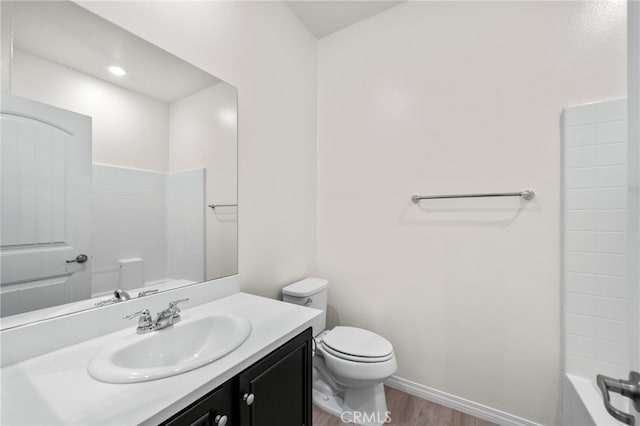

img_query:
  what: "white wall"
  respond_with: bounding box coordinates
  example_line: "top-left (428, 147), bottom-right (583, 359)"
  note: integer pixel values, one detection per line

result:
top-left (316, 2), bottom-right (625, 424)
top-left (11, 49), bottom-right (170, 172)
top-left (79, 1), bottom-right (317, 298)
top-left (169, 82), bottom-right (238, 279)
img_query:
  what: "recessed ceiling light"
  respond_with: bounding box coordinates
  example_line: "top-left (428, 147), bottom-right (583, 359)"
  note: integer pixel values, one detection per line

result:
top-left (108, 66), bottom-right (126, 76)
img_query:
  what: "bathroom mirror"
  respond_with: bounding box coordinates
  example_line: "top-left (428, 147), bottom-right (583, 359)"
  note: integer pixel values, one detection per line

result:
top-left (0, 1), bottom-right (238, 328)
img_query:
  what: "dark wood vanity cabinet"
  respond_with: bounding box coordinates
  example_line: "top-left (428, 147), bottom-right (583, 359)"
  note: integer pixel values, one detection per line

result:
top-left (162, 380), bottom-right (234, 426)
top-left (161, 328), bottom-right (312, 426)
top-left (237, 329), bottom-right (312, 426)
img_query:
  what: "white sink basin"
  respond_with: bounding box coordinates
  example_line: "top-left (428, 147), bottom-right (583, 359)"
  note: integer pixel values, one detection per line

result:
top-left (88, 312), bottom-right (251, 383)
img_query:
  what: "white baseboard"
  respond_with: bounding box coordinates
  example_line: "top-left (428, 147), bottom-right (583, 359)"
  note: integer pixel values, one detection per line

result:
top-left (384, 375), bottom-right (542, 426)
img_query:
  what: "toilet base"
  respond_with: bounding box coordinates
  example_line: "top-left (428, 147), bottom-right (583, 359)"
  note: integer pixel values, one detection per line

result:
top-left (313, 377), bottom-right (390, 426)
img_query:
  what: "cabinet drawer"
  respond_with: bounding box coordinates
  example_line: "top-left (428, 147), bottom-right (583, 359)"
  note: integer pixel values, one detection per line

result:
top-left (161, 380), bottom-right (234, 426)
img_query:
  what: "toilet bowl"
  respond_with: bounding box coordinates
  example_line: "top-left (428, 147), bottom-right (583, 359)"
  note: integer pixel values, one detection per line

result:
top-left (282, 278), bottom-right (397, 426)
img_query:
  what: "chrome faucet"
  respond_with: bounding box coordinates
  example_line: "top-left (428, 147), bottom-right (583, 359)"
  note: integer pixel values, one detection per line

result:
top-left (124, 298), bottom-right (190, 334)
top-left (94, 289), bottom-right (131, 307)
top-left (114, 289), bottom-right (131, 301)
top-left (154, 298), bottom-right (189, 330)
top-left (124, 309), bottom-right (154, 334)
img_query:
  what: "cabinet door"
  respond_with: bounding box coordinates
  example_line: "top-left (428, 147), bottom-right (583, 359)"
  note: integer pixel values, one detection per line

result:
top-left (238, 329), bottom-right (312, 426)
top-left (161, 380), bottom-right (233, 426)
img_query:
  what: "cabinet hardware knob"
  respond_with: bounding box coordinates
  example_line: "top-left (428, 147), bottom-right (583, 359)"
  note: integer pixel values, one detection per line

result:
top-left (243, 393), bottom-right (255, 405)
top-left (214, 414), bottom-right (228, 426)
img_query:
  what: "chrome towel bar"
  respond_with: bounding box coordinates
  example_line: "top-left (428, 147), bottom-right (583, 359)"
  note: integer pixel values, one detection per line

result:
top-left (411, 190), bottom-right (534, 203)
top-left (208, 204), bottom-right (237, 209)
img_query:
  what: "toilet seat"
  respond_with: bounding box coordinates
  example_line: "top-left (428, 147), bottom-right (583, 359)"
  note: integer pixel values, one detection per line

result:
top-left (321, 342), bottom-right (394, 363)
top-left (321, 326), bottom-right (394, 363)
top-left (319, 344), bottom-right (398, 385)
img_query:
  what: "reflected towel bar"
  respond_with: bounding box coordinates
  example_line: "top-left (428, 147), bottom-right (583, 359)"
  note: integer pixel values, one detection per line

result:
top-left (208, 204), bottom-right (237, 209)
top-left (411, 190), bottom-right (535, 203)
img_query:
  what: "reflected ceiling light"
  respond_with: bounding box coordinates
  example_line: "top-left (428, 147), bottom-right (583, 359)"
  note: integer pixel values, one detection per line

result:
top-left (108, 65), bottom-right (126, 76)
top-left (219, 110), bottom-right (237, 126)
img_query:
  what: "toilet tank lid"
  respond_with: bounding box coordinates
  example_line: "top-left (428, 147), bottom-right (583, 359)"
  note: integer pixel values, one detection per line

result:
top-left (282, 278), bottom-right (328, 297)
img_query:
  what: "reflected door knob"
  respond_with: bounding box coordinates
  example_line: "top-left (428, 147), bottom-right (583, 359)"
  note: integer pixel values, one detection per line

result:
top-left (66, 254), bottom-right (88, 264)
top-left (243, 393), bottom-right (254, 405)
top-left (214, 415), bottom-right (228, 426)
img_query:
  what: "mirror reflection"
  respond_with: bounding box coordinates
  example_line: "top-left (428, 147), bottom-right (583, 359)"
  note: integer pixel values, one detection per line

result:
top-left (0, 1), bottom-right (238, 327)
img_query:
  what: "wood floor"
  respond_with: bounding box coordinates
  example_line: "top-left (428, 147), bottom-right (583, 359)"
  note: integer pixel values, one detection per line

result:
top-left (312, 386), bottom-right (497, 426)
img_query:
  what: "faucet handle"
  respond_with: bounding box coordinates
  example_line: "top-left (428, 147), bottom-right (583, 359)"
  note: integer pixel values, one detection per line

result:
top-left (124, 309), bottom-right (151, 321)
top-left (138, 289), bottom-right (159, 297)
top-left (169, 298), bottom-right (190, 310)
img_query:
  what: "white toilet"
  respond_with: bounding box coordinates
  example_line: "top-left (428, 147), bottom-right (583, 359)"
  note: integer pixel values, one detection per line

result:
top-left (282, 278), bottom-right (397, 426)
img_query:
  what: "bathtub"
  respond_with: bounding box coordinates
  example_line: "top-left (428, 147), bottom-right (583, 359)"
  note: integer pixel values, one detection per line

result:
top-left (564, 374), bottom-right (628, 426)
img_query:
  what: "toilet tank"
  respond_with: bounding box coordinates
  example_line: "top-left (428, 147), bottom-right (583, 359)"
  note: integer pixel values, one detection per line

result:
top-left (282, 278), bottom-right (328, 336)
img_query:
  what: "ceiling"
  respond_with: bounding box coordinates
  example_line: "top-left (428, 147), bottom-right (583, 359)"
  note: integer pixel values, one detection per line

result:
top-left (10, 1), bottom-right (221, 104)
top-left (285, 1), bottom-right (405, 39)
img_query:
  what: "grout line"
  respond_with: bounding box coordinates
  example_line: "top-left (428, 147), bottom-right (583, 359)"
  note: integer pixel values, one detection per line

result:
top-left (566, 272), bottom-right (627, 278)
top-left (566, 292), bottom-right (628, 302)
top-left (566, 250), bottom-right (626, 255)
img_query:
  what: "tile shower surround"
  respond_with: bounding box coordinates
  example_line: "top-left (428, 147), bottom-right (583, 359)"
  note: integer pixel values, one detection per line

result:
top-left (563, 99), bottom-right (629, 382)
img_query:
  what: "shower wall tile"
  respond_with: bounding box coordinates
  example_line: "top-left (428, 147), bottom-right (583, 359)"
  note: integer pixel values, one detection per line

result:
top-left (567, 335), bottom-right (596, 358)
top-left (563, 99), bottom-right (629, 379)
top-left (594, 232), bottom-right (626, 254)
top-left (595, 318), bottom-right (628, 343)
top-left (566, 125), bottom-right (595, 147)
top-left (596, 121), bottom-right (627, 144)
top-left (593, 254), bottom-right (626, 276)
top-left (566, 273), bottom-right (595, 294)
top-left (565, 103), bottom-right (596, 126)
top-left (595, 143), bottom-right (626, 165)
top-left (595, 297), bottom-right (627, 321)
top-left (567, 146), bottom-right (595, 168)
top-left (595, 341), bottom-right (629, 366)
top-left (593, 275), bottom-right (627, 298)
top-left (594, 210), bottom-right (627, 231)
top-left (595, 98), bottom-right (626, 122)
top-left (566, 293), bottom-right (596, 316)
top-left (594, 165), bottom-right (627, 187)
top-left (566, 252), bottom-right (595, 273)
top-left (594, 188), bottom-right (627, 209)
top-left (566, 314), bottom-right (596, 337)
top-left (566, 168), bottom-right (595, 189)
top-left (166, 169), bottom-right (205, 283)
top-left (567, 211), bottom-right (595, 231)
top-left (567, 189), bottom-right (595, 210)
top-left (92, 165), bottom-right (167, 296)
top-left (567, 355), bottom-right (596, 381)
top-left (91, 165), bottom-right (205, 296)
top-left (565, 231), bottom-right (595, 252)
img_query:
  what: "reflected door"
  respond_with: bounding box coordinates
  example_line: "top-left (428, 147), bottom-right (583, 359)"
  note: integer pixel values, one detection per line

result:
top-left (0, 93), bottom-right (91, 316)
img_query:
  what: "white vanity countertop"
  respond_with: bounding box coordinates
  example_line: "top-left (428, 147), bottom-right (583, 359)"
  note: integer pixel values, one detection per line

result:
top-left (1, 292), bottom-right (321, 426)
